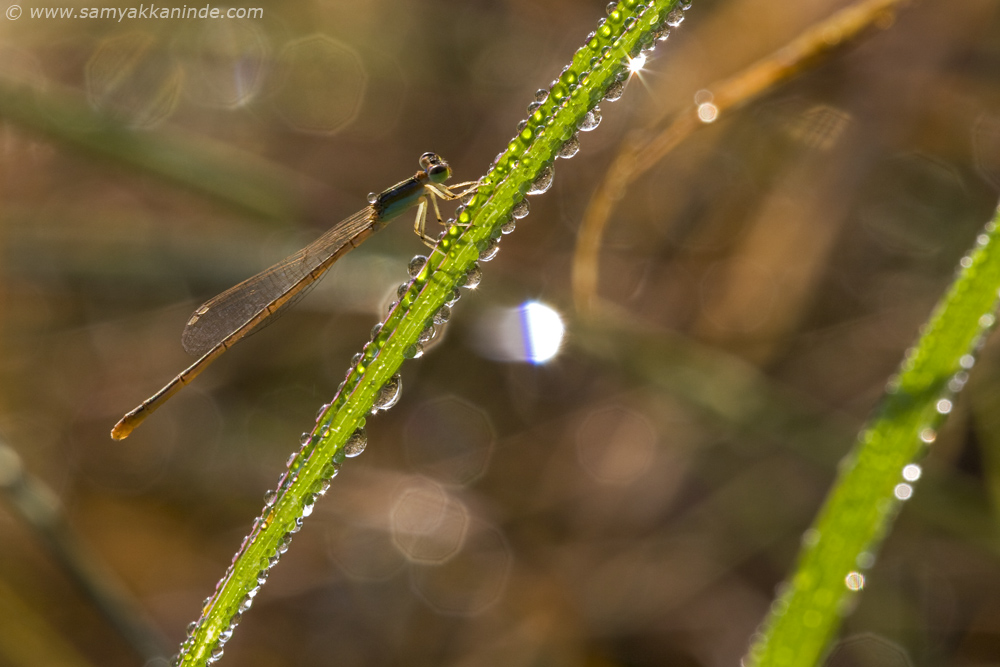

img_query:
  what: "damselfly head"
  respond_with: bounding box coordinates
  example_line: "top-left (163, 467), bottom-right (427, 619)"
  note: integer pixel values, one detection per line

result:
top-left (419, 152), bottom-right (451, 183)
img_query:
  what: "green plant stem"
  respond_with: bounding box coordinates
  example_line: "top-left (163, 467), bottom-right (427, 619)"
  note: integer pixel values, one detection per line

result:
top-left (174, 1), bottom-right (691, 664)
top-left (747, 207), bottom-right (1000, 666)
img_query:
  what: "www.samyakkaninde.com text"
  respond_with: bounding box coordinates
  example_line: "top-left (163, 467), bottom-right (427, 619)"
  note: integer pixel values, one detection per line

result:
top-left (27, 5), bottom-right (262, 19)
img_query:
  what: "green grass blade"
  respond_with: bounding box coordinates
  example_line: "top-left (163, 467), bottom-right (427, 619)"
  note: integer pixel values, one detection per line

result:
top-left (0, 78), bottom-right (307, 222)
top-left (173, 1), bottom-right (692, 664)
top-left (747, 207), bottom-right (1000, 666)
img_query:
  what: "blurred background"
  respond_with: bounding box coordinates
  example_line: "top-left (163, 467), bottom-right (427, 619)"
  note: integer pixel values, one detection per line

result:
top-left (1, 0), bottom-right (1000, 665)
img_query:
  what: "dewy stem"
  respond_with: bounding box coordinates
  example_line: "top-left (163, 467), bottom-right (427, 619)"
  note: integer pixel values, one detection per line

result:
top-left (175, 1), bottom-right (693, 665)
top-left (747, 208), bottom-right (1000, 666)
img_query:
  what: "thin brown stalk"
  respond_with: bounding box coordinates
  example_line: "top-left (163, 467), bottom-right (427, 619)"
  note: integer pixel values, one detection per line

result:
top-left (571, 0), bottom-right (910, 314)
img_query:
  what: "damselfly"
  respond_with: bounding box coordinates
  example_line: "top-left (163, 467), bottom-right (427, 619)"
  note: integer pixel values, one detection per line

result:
top-left (112, 152), bottom-right (475, 440)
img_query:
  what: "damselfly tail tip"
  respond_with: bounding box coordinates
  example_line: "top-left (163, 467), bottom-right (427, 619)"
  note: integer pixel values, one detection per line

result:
top-left (110, 413), bottom-right (139, 440)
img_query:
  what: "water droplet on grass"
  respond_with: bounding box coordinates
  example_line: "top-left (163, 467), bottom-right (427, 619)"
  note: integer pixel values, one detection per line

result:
top-left (372, 374), bottom-right (402, 413)
top-left (418, 325), bottom-right (436, 345)
top-left (578, 106), bottom-right (602, 131)
top-left (408, 255), bottom-right (427, 278)
top-left (463, 264), bottom-right (482, 289)
top-left (512, 199), bottom-right (530, 219)
top-left (434, 304), bottom-right (452, 325)
top-left (479, 237), bottom-right (500, 261)
top-left (528, 165), bottom-right (554, 195)
top-left (344, 427), bottom-right (367, 457)
top-left (604, 80), bottom-right (625, 102)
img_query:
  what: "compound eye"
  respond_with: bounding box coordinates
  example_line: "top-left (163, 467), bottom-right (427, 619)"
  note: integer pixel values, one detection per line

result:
top-left (428, 162), bottom-right (451, 183)
top-left (419, 152), bottom-right (438, 170)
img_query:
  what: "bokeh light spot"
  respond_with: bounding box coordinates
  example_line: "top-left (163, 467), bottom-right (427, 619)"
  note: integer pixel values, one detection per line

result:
top-left (576, 406), bottom-right (656, 485)
top-left (85, 32), bottom-right (183, 126)
top-left (520, 301), bottom-right (565, 364)
top-left (410, 520), bottom-right (511, 616)
top-left (273, 35), bottom-right (366, 135)
top-left (390, 478), bottom-right (469, 564)
top-left (405, 396), bottom-right (495, 486)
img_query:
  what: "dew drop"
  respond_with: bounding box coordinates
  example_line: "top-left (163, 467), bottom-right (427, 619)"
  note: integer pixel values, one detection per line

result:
top-left (894, 483), bottom-right (913, 500)
top-left (286, 452), bottom-right (297, 468)
top-left (654, 25), bottom-right (671, 41)
top-left (238, 594), bottom-right (253, 612)
top-left (256, 570), bottom-right (269, 585)
top-left (315, 403), bottom-right (330, 422)
top-left (557, 134), bottom-right (581, 159)
top-left (526, 101), bottom-right (542, 114)
top-left (404, 343), bottom-right (425, 359)
top-left (387, 300), bottom-right (399, 314)
top-left (302, 493), bottom-right (316, 517)
top-left (919, 428), bottom-right (937, 443)
top-left (351, 352), bottom-right (362, 367)
top-left (419, 326), bottom-right (439, 349)
top-left (936, 398), bottom-right (953, 414)
top-left (408, 255), bottom-right (428, 278)
top-left (902, 463), bottom-right (922, 482)
top-left (666, 7), bottom-right (685, 26)
top-left (463, 264), bottom-right (483, 289)
top-left (604, 79), bottom-right (625, 102)
top-left (312, 479), bottom-right (332, 498)
top-left (299, 432), bottom-right (310, 446)
top-left (534, 89), bottom-right (549, 103)
top-left (433, 304), bottom-right (452, 325)
top-left (512, 199), bottom-right (530, 219)
top-left (445, 288), bottom-right (461, 306)
top-left (372, 374), bottom-right (402, 413)
top-left (322, 462), bottom-right (341, 481)
top-left (605, 1), bottom-right (616, 13)
top-left (516, 119), bottom-right (527, 132)
top-left (501, 217), bottom-right (517, 234)
top-left (277, 532), bottom-right (292, 554)
top-left (578, 106), bottom-right (602, 131)
top-left (367, 192), bottom-right (378, 204)
top-left (208, 646), bottom-right (224, 663)
top-left (263, 490), bottom-right (277, 507)
top-left (959, 354), bottom-right (976, 369)
top-left (479, 237), bottom-right (501, 261)
top-left (344, 427), bottom-right (367, 458)
top-left (528, 165), bottom-right (555, 195)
